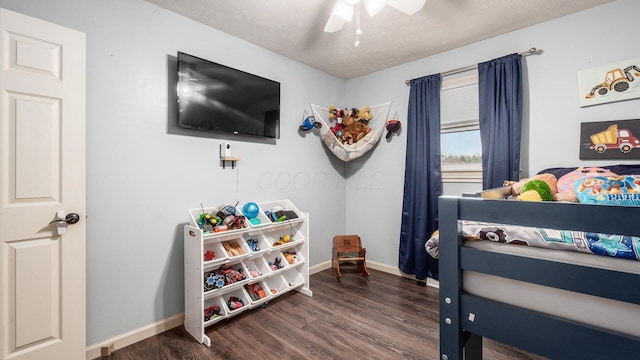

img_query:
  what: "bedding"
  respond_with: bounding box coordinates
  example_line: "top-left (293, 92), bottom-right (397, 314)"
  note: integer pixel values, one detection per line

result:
top-left (573, 174), bottom-right (640, 205)
top-left (426, 164), bottom-right (640, 261)
top-left (461, 220), bottom-right (640, 261)
top-left (426, 220), bottom-right (640, 262)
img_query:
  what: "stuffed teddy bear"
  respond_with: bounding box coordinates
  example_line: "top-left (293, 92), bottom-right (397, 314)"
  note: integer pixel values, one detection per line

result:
top-left (341, 115), bottom-right (372, 144)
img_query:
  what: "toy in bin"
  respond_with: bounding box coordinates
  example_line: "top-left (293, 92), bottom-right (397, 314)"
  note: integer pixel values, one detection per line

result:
top-left (242, 202), bottom-right (262, 225)
top-left (246, 238), bottom-right (260, 252)
top-left (245, 283), bottom-right (267, 301)
top-left (204, 305), bottom-right (221, 321)
top-left (197, 203), bottom-right (246, 233)
top-left (203, 264), bottom-right (246, 291)
top-left (264, 206), bottom-right (298, 223)
top-left (284, 251), bottom-right (298, 265)
top-left (204, 250), bottom-right (215, 261)
top-left (222, 241), bottom-right (245, 257)
top-left (245, 260), bottom-right (262, 278)
top-left (227, 296), bottom-right (244, 310)
top-left (273, 233), bottom-right (292, 247)
top-left (268, 257), bottom-right (284, 271)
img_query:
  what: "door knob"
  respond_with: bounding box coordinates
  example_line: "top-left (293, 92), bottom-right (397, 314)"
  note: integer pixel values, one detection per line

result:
top-left (65, 213), bottom-right (80, 224)
top-left (50, 211), bottom-right (80, 235)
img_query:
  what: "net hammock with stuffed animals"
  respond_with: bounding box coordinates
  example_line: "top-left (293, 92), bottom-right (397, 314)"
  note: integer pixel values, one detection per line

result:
top-left (311, 102), bottom-right (391, 161)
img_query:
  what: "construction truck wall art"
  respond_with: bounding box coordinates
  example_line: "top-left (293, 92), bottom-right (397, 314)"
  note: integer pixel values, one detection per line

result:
top-left (577, 57), bottom-right (640, 107)
top-left (580, 119), bottom-right (640, 160)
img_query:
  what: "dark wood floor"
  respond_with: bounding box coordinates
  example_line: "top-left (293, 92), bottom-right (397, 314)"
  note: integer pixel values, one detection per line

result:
top-left (104, 266), bottom-right (547, 359)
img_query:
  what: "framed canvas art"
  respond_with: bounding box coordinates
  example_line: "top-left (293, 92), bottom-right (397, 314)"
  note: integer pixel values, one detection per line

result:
top-left (577, 57), bottom-right (640, 107)
top-left (580, 119), bottom-right (640, 160)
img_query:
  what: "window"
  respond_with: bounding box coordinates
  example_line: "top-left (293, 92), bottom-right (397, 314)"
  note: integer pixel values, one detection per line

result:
top-left (440, 71), bottom-right (482, 183)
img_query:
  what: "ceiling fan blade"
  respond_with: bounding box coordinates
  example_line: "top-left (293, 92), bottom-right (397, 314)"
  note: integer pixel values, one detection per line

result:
top-left (324, 0), bottom-right (354, 32)
top-left (324, 12), bottom-right (347, 32)
top-left (363, 0), bottom-right (385, 16)
top-left (385, 0), bottom-right (427, 15)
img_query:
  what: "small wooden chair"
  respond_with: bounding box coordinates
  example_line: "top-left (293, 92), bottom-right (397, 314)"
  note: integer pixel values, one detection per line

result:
top-left (332, 235), bottom-right (370, 280)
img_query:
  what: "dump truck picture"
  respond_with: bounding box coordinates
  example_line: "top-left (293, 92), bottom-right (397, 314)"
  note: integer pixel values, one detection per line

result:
top-left (589, 124), bottom-right (640, 154)
top-left (585, 65), bottom-right (640, 98)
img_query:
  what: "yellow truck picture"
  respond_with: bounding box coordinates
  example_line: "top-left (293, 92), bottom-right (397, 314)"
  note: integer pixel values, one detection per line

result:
top-left (589, 124), bottom-right (640, 154)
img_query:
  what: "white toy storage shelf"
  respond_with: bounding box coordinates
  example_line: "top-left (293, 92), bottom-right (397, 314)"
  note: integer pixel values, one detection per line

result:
top-left (183, 200), bottom-right (311, 347)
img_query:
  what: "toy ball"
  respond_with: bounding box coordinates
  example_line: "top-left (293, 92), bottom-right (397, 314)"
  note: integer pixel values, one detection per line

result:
top-left (242, 202), bottom-right (260, 219)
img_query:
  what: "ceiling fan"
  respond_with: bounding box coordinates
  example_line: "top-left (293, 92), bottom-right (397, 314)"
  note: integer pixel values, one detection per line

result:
top-left (324, 0), bottom-right (427, 33)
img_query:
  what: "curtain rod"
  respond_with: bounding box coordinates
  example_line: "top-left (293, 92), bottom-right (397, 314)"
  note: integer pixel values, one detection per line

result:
top-left (404, 47), bottom-right (538, 85)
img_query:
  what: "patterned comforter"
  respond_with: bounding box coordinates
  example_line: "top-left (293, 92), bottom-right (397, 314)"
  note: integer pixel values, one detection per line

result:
top-left (426, 220), bottom-right (640, 262)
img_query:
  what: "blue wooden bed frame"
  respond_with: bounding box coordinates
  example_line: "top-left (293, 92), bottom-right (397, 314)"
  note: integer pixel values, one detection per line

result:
top-left (438, 194), bottom-right (640, 360)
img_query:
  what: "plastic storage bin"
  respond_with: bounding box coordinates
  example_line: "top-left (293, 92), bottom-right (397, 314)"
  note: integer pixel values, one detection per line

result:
top-left (203, 296), bottom-right (228, 325)
top-left (244, 281), bottom-right (271, 305)
top-left (203, 261), bottom-right (250, 295)
top-left (202, 241), bottom-right (227, 267)
top-left (220, 238), bottom-right (250, 260)
top-left (265, 252), bottom-right (289, 274)
top-left (189, 205), bottom-right (250, 234)
top-left (282, 250), bottom-right (304, 268)
top-left (265, 275), bottom-right (288, 298)
top-left (258, 199), bottom-right (305, 224)
top-left (283, 270), bottom-right (305, 290)
top-left (243, 257), bottom-right (271, 282)
top-left (242, 233), bottom-right (269, 256)
top-left (223, 288), bottom-right (251, 315)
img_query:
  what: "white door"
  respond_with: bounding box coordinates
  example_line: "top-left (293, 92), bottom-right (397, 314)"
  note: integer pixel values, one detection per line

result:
top-left (0, 8), bottom-right (86, 360)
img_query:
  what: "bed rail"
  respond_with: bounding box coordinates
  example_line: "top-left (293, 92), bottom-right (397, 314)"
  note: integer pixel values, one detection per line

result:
top-left (438, 196), bottom-right (640, 360)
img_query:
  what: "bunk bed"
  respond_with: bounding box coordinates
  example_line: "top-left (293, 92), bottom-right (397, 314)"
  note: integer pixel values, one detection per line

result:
top-left (438, 192), bottom-right (640, 360)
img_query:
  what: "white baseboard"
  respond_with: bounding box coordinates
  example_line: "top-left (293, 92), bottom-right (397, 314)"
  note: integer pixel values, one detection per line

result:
top-left (85, 313), bottom-right (184, 360)
top-left (309, 260), bottom-right (331, 274)
top-left (311, 259), bottom-right (438, 288)
top-left (86, 261), bottom-right (437, 358)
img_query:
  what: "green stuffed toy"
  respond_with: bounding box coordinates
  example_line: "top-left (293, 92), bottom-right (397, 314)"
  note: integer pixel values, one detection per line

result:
top-left (521, 179), bottom-right (553, 201)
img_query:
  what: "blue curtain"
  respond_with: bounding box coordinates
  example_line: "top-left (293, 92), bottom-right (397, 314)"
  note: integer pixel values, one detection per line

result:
top-left (399, 74), bottom-right (441, 281)
top-left (478, 53), bottom-right (523, 189)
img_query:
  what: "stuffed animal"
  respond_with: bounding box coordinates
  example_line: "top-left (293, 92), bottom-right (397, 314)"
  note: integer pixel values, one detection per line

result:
top-left (327, 105), bottom-right (374, 145)
top-left (357, 105), bottom-right (373, 122)
top-left (328, 106), bottom-right (346, 124)
top-left (521, 179), bottom-right (553, 201)
top-left (509, 173), bottom-right (558, 196)
top-left (517, 190), bottom-right (543, 202)
top-left (341, 115), bottom-right (372, 144)
top-left (554, 167), bottom-right (618, 202)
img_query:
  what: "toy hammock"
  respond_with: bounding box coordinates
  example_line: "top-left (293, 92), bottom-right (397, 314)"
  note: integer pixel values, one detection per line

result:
top-left (311, 102), bottom-right (391, 161)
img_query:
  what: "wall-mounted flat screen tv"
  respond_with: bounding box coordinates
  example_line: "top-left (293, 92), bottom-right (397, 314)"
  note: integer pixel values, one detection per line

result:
top-left (177, 52), bottom-right (280, 139)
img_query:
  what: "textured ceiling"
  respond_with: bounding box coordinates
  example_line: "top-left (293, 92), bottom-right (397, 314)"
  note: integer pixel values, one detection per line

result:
top-left (145, 0), bottom-right (612, 79)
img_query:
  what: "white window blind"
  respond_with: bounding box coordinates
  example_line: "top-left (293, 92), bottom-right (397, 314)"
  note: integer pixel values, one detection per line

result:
top-left (441, 73), bottom-right (479, 132)
top-left (440, 71), bottom-right (482, 183)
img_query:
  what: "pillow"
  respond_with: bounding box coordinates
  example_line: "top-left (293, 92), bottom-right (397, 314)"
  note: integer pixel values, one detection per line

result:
top-left (574, 175), bottom-right (640, 206)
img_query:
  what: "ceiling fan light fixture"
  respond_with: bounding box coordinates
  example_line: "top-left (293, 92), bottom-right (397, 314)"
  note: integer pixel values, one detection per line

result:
top-left (363, 0), bottom-right (386, 16)
top-left (332, 0), bottom-right (355, 21)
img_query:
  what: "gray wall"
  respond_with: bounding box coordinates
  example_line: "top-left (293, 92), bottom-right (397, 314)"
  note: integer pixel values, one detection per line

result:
top-left (0, 0), bottom-right (347, 346)
top-left (3, 0), bottom-right (640, 348)
top-left (343, 0), bottom-right (640, 267)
